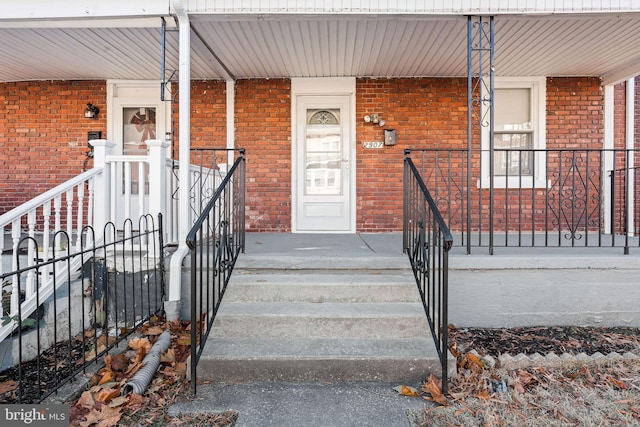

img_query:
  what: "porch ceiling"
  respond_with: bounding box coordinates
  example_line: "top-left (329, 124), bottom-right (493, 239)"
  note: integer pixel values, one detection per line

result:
top-left (1, 13), bottom-right (640, 84)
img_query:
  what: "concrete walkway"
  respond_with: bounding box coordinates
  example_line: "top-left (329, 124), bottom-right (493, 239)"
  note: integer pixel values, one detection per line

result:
top-left (169, 382), bottom-right (426, 427)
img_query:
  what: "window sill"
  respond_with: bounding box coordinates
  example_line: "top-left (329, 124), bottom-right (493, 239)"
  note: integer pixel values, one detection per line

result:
top-left (477, 177), bottom-right (550, 189)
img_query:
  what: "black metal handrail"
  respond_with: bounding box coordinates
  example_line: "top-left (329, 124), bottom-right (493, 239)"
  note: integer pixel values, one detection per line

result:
top-left (408, 147), bottom-right (639, 254)
top-left (403, 151), bottom-right (453, 395)
top-left (187, 149), bottom-right (245, 395)
top-left (0, 215), bottom-right (165, 403)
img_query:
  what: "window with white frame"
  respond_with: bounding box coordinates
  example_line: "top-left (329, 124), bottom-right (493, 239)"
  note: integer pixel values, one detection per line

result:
top-left (481, 77), bottom-right (546, 188)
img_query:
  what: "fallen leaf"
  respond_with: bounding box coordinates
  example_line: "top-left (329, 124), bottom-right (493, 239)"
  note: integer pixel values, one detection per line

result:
top-left (110, 353), bottom-right (129, 372)
top-left (174, 362), bottom-right (187, 377)
top-left (126, 393), bottom-right (148, 412)
top-left (565, 339), bottom-right (582, 349)
top-left (129, 337), bottom-right (152, 353)
top-left (0, 380), bottom-right (18, 394)
top-left (108, 396), bottom-right (129, 408)
top-left (608, 376), bottom-right (628, 390)
top-left (144, 325), bottom-right (165, 336)
top-left (97, 387), bottom-right (120, 403)
top-left (76, 390), bottom-right (95, 409)
top-left (160, 348), bottom-right (176, 364)
top-left (423, 374), bottom-right (448, 406)
top-left (124, 361), bottom-right (144, 378)
top-left (459, 353), bottom-right (484, 375)
top-left (133, 346), bottom-right (147, 364)
top-left (104, 354), bottom-right (112, 370)
top-left (98, 370), bottom-right (116, 385)
top-left (176, 333), bottom-right (191, 346)
top-left (449, 341), bottom-right (462, 358)
top-left (512, 377), bottom-right (525, 394)
top-left (97, 335), bottom-right (117, 348)
top-left (477, 389), bottom-right (489, 399)
top-left (392, 384), bottom-right (419, 396)
top-left (79, 405), bottom-right (122, 427)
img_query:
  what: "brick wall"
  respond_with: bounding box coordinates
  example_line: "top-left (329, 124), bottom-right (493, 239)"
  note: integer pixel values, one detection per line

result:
top-left (182, 80), bottom-right (227, 150)
top-left (0, 80), bottom-right (106, 215)
top-left (235, 79), bottom-right (292, 232)
top-left (0, 76), bottom-right (623, 233)
top-left (546, 77), bottom-right (603, 149)
top-left (174, 80), bottom-right (228, 182)
top-left (356, 78), bottom-right (467, 231)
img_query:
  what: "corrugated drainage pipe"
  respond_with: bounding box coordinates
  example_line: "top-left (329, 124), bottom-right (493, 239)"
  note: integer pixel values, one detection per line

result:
top-left (121, 331), bottom-right (171, 395)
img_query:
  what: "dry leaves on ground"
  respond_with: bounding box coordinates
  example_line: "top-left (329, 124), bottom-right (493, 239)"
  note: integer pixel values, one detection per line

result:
top-left (68, 316), bottom-right (236, 427)
top-left (416, 325), bottom-right (640, 427)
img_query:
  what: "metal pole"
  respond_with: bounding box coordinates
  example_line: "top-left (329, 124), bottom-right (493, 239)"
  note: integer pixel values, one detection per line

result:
top-left (488, 16), bottom-right (495, 255)
top-left (466, 16), bottom-right (472, 255)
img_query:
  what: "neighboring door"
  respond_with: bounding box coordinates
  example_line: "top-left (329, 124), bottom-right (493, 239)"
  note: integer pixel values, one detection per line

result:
top-left (295, 95), bottom-right (353, 232)
top-left (108, 81), bottom-right (170, 225)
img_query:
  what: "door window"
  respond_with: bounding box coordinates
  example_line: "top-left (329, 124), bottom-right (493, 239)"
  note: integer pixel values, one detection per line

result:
top-left (305, 109), bottom-right (342, 195)
top-left (122, 107), bottom-right (156, 194)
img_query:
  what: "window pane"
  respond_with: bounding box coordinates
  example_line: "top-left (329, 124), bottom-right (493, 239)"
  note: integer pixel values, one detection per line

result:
top-left (122, 107), bottom-right (156, 195)
top-left (123, 107), bottom-right (156, 154)
top-left (494, 133), bottom-right (533, 176)
top-left (305, 109), bottom-right (342, 195)
top-left (305, 152), bottom-right (341, 195)
top-left (495, 88), bottom-right (531, 131)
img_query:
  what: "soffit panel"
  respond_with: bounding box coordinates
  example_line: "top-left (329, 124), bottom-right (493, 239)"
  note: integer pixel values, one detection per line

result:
top-left (1, 14), bottom-right (640, 82)
top-left (0, 27), bottom-right (174, 81)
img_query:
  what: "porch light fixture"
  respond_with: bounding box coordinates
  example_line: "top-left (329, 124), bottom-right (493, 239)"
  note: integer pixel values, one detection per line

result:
top-left (363, 114), bottom-right (385, 127)
top-left (84, 103), bottom-right (99, 119)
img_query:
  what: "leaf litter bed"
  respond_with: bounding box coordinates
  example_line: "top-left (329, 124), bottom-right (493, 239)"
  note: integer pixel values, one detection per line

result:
top-left (449, 325), bottom-right (640, 358)
top-left (412, 325), bottom-right (640, 427)
top-left (0, 316), bottom-right (238, 426)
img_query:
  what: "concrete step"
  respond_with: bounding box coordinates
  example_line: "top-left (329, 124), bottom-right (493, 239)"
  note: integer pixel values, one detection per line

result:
top-left (234, 255), bottom-right (409, 270)
top-left (224, 270), bottom-right (419, 303)
top-left (209, 302), bottom-right (429, 339)
top-left (197, 266), bottom-right (450, 384)
top-left (197, 337), bottom-right (443, 383)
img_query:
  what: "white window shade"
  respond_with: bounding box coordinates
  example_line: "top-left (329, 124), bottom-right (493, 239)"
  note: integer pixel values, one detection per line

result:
top-left (495, 88), bottom-right (531, 131)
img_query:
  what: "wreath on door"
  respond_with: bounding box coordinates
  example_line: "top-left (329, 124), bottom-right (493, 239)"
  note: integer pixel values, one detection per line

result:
top-left (130, 109), bottom-right (156, 144)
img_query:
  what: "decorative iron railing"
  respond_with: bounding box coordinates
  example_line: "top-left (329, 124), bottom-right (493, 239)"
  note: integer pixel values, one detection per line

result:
top-left (0, 215), bottom-right (165, 403)
top-left (407, 147), bottom-right (639, 254)
top-left (403, 152), bottom-right (453, 396)
top-left (187, 149), bottom-right (245, 395)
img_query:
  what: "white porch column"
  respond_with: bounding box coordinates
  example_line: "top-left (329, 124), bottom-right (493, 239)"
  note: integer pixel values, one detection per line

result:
top-left (90, 139), bottom-right (116, 234)
top-left (603, 85), bottom-right (615, 234)
top-left (626, 78), bottom-right (636, 236)
top-left (226, 79), bottom-right (235, 166)
top-left (147, 139), bottom-right (169, 241)
top-left (167, 0), bottom-right (191, 320)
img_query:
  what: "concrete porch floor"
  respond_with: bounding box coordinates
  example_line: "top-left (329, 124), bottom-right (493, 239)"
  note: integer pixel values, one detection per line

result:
top-left (237, 232), bottom-right (640, 328)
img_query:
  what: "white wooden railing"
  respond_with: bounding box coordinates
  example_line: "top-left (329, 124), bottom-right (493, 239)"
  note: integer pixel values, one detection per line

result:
top-left (0, 139), bottom-right (225, 343)
top-left (0, 169), bottom-right (100, 342)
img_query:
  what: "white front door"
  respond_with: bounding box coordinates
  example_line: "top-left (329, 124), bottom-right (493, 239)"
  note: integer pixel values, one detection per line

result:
top-left (295, 95), bottom-right (353, 232)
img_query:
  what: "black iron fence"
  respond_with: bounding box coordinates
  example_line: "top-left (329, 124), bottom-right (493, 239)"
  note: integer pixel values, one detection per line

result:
top-left (407, 147), bottom-right (640, 254)
top-left (0, 214), bottom-right (165, 403)
top-left (187, 149), bottom-right (245, 395)
top-left (403, 152), bottom-right (453, 395)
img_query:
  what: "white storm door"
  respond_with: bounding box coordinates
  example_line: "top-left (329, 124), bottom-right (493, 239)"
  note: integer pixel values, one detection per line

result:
top-left (108, 81), bottom-right (170, 227)
top-left (296, 96), bottom-right (352, 232)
